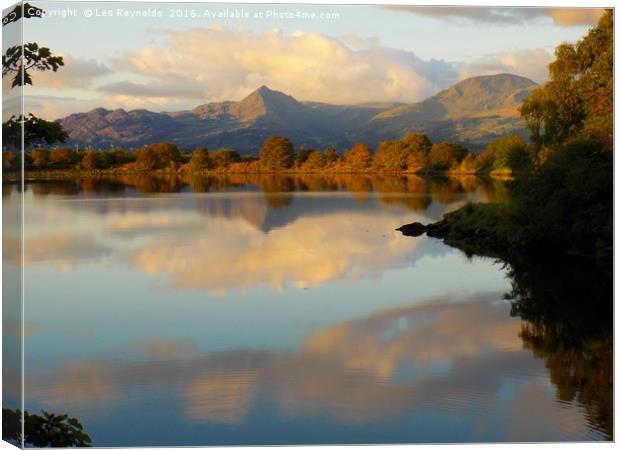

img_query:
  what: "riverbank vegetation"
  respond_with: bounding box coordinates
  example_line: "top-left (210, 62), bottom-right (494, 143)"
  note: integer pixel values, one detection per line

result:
top-left (3, 131), bottom-right (532, 178)
top-left (399, 10), bottom-right (613, 258)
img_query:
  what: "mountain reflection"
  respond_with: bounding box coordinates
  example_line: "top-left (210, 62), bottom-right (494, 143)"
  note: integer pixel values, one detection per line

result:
top-left (26, 293), bottom-right (608, 441)
top-left (13, 175), bottom-right (497, 293)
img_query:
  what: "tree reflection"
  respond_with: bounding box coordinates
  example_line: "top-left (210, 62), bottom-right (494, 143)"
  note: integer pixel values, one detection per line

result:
top-left (506, 255), bottom-right (612, 440)
top-left (20, 173), bottom-right (500, 214)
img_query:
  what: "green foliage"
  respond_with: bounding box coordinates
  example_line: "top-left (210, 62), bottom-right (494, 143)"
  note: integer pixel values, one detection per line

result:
top-left (477, 135), bottom-right (532, 173)
top-left (259, 136), bottom-right (295, 170)
top-left (190, 147), bottom-right (210, 171)
top-left (343, 142), bottom-right (373, 170)
top-left (3, 114), bottom-right (69, 148)
top-left (509, 140), bottom-right (612, 252)
top-left (520, 10), bottom-right (613, 150)
top-left (428, 142), bottom-right (468, 170)
top-left (210, 147), bottom-right (240, 169)
top-left (3, 408), bottom-right (92, 447)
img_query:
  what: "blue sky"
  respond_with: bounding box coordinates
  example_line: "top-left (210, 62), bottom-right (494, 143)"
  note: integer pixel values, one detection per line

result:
top-left (4, 1), bottom-right (605, 118)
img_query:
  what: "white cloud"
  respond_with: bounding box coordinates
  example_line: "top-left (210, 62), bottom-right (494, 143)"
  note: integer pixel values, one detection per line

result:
top-left (459, 49), bottom-right (553, 84)
top-left (110, 27), bottom-right (460, 105)
top-left (35, 54), bottom-right (112, 88)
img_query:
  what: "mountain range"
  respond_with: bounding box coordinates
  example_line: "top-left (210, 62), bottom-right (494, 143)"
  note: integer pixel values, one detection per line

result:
top-left (58, 73), bottom-right (537, 154)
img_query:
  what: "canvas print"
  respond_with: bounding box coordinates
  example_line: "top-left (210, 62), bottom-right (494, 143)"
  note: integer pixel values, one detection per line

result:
top-left (1, 1), bottom-right (614, 447)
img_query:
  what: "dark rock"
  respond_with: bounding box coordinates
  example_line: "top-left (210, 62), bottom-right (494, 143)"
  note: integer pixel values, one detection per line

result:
top-left (426, 220), bottom-right (449, 238)
top-left (396, 222), bottom-right (427, 237)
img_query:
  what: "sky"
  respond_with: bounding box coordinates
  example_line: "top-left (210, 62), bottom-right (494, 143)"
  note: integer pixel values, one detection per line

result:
top-left (2, 1), bottom-right (606, 119)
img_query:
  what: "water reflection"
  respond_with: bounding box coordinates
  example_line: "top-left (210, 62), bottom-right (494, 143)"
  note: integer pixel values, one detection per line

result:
top-left (25, 293), bottom-right (608, 444)
top-left (9, 174), bottom-right (611, 444)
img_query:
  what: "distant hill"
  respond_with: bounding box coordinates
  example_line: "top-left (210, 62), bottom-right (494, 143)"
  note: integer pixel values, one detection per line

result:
top-left (354, 73), bottom-right (536, 150)
top-left (58, 73), bottom-right (536, 154)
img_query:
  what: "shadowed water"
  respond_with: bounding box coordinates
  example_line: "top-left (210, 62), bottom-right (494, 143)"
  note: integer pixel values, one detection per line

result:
top-left (2, 174), bottom-right (610, 445)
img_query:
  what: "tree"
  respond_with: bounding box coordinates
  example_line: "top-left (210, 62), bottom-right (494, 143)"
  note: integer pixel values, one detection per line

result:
top-left (428, 142), bottom-right (469, 170)
top-left (323, 147), bottom-right (338, 164)
top-left (2, 5), bottom-right (68, 148)
top-left (79, 150), bottom-right (101, 170)
top-left (477, 135), bottom-right (531, 173)
top-left (520, 10), bottom-right (612, 150)
top-left (2, 151), bottom-right (18, 171)
top-left (2, 42), bottom-right (64, 88)
top-left (259, 136), bottom-right (295, 170)
top-left (3, 114), bottom-right (68, 148)
top-left (136, 143), bottom-right (180, 170)
top-left (343, 142), bottom-right (373, 170)
top-left (302, 151), bottom-right (327, 170)
top-left (296, 148), bottom-right (314, 167)
top-left (373, 140), bottom-right (411, 171)
top-left (50, 147), bottom-right (78, 166)
top-left (30, 148), bottom-right (49, 169)
top-left (210, 147), bottom-right (240, 169)
top-left (406, 149), bottom-right (428, 173)
top-left (402, 133), bottom-right (432, 154)
top-left (190, 147), bottom-right (210, 171)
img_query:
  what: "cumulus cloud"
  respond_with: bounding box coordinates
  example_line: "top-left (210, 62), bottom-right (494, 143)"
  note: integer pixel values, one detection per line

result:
top-left (382, 6), bottom-right (606, 27)
top-left (35, 54), bottom-right (112, 88)
top-left (111, 27), bottom-right (459, 105)
top-left (459, 48), bottom-right (553, 83)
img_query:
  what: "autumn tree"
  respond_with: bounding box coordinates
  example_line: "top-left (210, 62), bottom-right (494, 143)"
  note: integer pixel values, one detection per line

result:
top-left (323, 147), bottom-right (339, 164)
top-left (49, 147), bottom-right (78, 166)
top-left (402, 133), bottom-right (432, 153)
top-left (373, 140), bottom-right (411, 171)
top-left (259, 136), bottom-right (295, 170)
top-left (30, 148), bottom-right (49, 169)
top-left (520, 10), bottom-right (613, 150)
top-left (136, 143), bottom-right (180, 170)
top-left (190, 147), bottom-right (210, 171)
top-left (343, 142), bottom-right (373, 170)
top-left (79, 150), bottom-right (101, 170)
top-left (210, 148), bottom-right (240, 169)
top-left (302, 151), bottom-right (327, 170)
top-left (428, 142), bottom-right (469, 170)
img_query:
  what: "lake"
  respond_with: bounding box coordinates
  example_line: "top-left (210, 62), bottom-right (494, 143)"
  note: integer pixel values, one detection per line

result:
top-left (2, 174), bottom-right (611, 445)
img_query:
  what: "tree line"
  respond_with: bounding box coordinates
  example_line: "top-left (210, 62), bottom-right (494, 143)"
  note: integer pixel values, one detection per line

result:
top-left (3, 132), bottom-right (534, 176)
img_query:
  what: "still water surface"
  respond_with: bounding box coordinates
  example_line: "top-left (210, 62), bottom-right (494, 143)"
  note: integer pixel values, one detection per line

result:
top-left (4, 174), bottom-right (611, 445)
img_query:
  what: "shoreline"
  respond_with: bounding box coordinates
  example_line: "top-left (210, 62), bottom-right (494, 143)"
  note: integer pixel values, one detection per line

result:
top-left (2, 168), bottom-right (506, 182)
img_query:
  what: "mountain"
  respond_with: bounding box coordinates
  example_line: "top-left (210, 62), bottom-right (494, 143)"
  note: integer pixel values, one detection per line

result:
top-left (354, 73), bottom-right (537, 150)
top-left (58, 74), bottom-right (536, 153)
